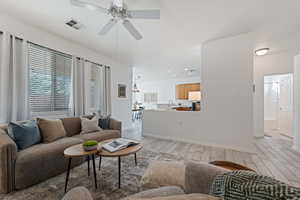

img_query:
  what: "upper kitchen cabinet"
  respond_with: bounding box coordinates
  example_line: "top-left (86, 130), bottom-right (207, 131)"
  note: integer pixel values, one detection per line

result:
top-left (176, 83), bottom-right (200, 100)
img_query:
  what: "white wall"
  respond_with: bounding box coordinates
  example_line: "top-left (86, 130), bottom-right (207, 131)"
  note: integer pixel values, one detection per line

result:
top-left (143, 33), bottom-right (255, 152)
top-left (111, 66), bottom-right (132, 129)
top-left (136, 76), bottom-right (200, 106)
top-left (253, 51), bottom-right (297, 137)
top-left (293, 55), bottom-right (300, 152)
top-left (0, 13), bottom-right (132, 130)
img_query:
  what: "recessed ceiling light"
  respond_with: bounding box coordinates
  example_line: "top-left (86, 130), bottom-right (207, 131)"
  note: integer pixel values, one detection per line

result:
top-left (255, 48), bottom-right (270, 56)
top-left (184, 68), bottom-right (189, 71)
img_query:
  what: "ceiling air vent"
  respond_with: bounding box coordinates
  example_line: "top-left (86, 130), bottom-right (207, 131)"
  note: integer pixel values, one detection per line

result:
top-left (66, 19), bottom-right (83, 30)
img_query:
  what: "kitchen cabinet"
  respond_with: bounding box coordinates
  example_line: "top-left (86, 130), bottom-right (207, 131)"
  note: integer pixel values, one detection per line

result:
top-left (176, 83), bottom-right (200, 100)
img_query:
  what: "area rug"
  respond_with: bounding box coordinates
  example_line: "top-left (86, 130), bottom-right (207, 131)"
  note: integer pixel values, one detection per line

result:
top-left (0, 149), bottom-right (184, 200)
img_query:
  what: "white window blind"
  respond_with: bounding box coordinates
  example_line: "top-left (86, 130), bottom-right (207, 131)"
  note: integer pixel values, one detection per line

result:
top-left (28, 43), bottom-right (72, 117)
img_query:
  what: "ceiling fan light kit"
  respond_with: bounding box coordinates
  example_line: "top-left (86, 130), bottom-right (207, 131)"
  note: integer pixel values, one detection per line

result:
top-left (70, 0), bottom-right (160, 40)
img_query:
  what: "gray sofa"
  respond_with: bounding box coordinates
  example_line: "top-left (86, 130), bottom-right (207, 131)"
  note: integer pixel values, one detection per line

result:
top-left (62, 162), bottom-right (228, 200)
top-left (0, 117), bottom-right (122, 194)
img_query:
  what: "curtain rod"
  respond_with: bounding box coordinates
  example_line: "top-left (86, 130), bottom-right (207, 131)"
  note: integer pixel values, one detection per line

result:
top-left (82, 58), bottom-right (110, 68)
top-left (0, 30), bottom-right (110, 68)
top-left (0, 30), bottom-right (23, 41)
top-left (30, 42), bottom-right (110, 68)
top-left (29, 41), bottom-right (72, 58)
top-left (85, 59), bottom-right (103, 67)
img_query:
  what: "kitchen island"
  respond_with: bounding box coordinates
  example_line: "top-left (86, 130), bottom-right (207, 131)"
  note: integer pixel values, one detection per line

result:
top-left (142, 109), bottom-right (254, 153)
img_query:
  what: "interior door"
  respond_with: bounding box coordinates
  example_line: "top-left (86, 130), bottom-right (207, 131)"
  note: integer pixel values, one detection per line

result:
top-left (264, 82), bottom-right (279, 133)
top-left (278, 74), bottom-right (293, 137)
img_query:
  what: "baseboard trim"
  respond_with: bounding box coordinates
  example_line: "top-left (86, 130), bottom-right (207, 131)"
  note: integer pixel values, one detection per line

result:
top-left (143, 133), bottom-right (255, 153)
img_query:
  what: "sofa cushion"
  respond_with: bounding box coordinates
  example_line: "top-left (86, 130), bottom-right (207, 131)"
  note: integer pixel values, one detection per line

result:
top-left (141, 161), bottom-right (185, 189)
top-left (15, 137), bottom-right (84, 189)
top-left (61, 117), bottom-right (82, 137)
top-left (80, 117), bottom-right (102, 134)
top-left (109, 118), bottom-right (122, 132)
top-left (7, 120), bottom-right (41, 150)
top-left (37, 118), bottom-right (67, 143)
top-left (74, 130), bottom-right (120, 142)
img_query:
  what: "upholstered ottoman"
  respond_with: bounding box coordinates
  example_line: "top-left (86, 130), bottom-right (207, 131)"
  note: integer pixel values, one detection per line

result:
top-left (141, 161), bottom-right (186, 189)
top-left (135, 161), bottom-right (227, 200)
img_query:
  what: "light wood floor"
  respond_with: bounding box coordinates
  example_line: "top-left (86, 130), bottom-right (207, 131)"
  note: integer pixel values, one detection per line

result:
top-left (124, 122), bottom-right (300, 187)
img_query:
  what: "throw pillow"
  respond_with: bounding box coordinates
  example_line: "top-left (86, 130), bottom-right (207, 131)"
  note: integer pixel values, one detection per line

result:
top-left (98, 115), bottom-right (110, 129)
top-left (7, 120), bottom-right (41, 150)
top-left (81, 114), bottom-right (95, 120)
top-left (37, 118), bottom-right (66, 143)
top-left (210, 170), bottom-right (300, 200)
top-left (81, 117), bottom-right (102, 134)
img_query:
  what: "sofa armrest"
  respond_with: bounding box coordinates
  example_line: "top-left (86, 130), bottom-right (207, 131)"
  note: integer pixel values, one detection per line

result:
top-left (62, 187), bottom-right (93, 200)
top-left (109, 118), bottom-right (122, 133)
top-left (0, 129), bottom-right (17, 193)
top-left (184, 162), bottom-right (229, 195)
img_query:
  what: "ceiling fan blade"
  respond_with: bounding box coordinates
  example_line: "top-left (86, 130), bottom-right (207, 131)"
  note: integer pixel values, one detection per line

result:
top-left (99, 19), bottom-right (118, 35)
top-left (70, 0), bottom-right (108, 13)
top-left (122, 20), bottom-right (143, 40)
top-left (127, 10), bottom-right (160, 19)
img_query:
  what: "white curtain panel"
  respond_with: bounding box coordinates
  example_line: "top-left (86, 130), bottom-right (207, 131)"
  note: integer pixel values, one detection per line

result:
top-left (70, 57), bottom-right (111, 117)
top-left (0, 32), bottom-right (29, 123)
top-left (83, 60), bottom-right (92, 113)
top-left (71, 57), bottom-right (86, 116)
top-left (103, 66), bottom-right (112, 116)
top-left (93, 64), bottom-right (103, 115)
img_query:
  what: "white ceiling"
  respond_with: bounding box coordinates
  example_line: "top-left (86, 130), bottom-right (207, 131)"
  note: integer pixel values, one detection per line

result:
top-left (1, 0), bottom-right (300, 81)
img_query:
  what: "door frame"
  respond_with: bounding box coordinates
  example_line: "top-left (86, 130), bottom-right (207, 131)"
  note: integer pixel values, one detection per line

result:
top-left (263, 73), bottom-right (293, 138)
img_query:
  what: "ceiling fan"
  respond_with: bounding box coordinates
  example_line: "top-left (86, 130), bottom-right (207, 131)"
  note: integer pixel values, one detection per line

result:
top-left (70, 0), bottom-right (160, 40)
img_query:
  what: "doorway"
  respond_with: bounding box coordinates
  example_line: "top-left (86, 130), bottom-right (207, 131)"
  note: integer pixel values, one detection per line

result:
top-left (264, 73), bottom-right (293, 138)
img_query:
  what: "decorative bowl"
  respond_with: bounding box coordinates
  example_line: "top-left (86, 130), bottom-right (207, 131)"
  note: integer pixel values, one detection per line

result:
top-left (82, 140), bottom-right (98, 151)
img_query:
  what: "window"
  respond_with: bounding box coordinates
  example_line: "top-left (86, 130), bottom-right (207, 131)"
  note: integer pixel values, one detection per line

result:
top-left (144, 93), bottom-right (158, 104)
top-left (28, 43), bottom-right (72, 117)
